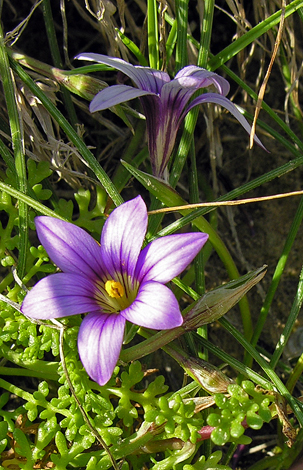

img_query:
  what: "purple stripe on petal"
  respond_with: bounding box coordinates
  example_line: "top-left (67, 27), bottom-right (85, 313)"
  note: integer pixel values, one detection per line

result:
top-left (21, 273), bottom-right (100, 319)
top-left (160, 81), bottom-right (198, 121)
top-left (122, 281), bottom-right (183, 329)
top-left (185, 93), bottom-right (267, 150)
top-left (135, 233), bottom-right (208, 284)
top-left (78, 312), bottom-right (126, 386)
top-left (101, 196), bottom-right (147, 279)
top-left (90, 85), bottom-right (156, 112)
top-left (35, 217), bottom-right (105, 279)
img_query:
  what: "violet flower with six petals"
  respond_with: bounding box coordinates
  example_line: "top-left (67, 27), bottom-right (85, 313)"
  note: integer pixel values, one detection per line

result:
top-left (76, 53), bottom-right (265, 179)
top-left (21, 196), bottom-right (208, 386)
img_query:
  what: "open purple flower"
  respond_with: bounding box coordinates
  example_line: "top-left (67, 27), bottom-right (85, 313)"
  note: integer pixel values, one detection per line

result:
top-left (76, 53), bottom-right (265, 179)
top-left (21, 196), bottom-right (208, 385)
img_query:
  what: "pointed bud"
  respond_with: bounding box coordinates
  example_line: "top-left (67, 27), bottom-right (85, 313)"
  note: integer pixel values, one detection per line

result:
top-left (183, 265), bottom-right (267, 330)
top-left (181, 357), bottom-right (234, 394)
top-left (53, 69), bottom-right (107, 100)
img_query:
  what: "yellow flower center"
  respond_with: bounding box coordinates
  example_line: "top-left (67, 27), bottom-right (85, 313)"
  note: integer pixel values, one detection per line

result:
top-left (94, 276), bottom-right (139, 314)
top-left (105, 280), bottom-right (124, 299)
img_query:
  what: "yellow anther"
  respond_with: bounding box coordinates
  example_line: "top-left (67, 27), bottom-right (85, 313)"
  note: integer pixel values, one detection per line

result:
top-left (105, 280), bottom-right (124, 299)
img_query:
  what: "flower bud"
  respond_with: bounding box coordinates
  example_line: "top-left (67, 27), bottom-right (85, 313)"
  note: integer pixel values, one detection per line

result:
top-left (183, 265), bottom-right (267, 330)
top-left (181, 357), bottom-right (234, 394)
top-left (53, 69), bottom-right (107, 100)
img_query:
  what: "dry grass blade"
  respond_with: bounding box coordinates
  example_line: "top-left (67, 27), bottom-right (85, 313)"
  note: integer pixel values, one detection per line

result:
top-left (147, 190), bottom-right (303, 215)
top-left (249, 0), bottom-right (286, 148)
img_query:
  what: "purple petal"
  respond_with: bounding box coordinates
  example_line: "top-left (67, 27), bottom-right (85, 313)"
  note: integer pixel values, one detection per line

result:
top-left (135, 233), bottom-right (208, 283)
top-left (21, 273), bottom-right (100, 319)
top-left (136, 67), bottom-right (171, 94)
top-left (77, 312), bottom-right (126, 385)
top-left (174, 66), bottom-right (230, 95)
top-left (35, 217), bottom-right (104, 279)
top-left (76, 53), bottom-right (170, 93)
top-left (100, 196), bottom-right (147, 279)
top-left (90, 85), bottom-right (156, 112)
top-left (122, 281), bottom-right (183, 329)
top-left (185, 93), bottom-right (267, 150)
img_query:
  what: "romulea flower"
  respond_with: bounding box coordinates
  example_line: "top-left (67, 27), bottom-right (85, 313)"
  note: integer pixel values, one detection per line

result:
top-left (76, 53), bottom-right (266, 179)
top-left (21, 196), bottom-right (208, 385)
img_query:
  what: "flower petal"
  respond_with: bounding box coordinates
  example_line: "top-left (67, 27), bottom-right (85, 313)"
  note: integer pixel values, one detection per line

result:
top-left (185, 93), bottom-right (267, 150)
top-left (122, 281), bottom-right (183, 329)
top-left (90, 85), bottom-right (156, 112)
top-left (76, 53), bottom-right (170, 93)
top-left (77, 312), bottom-right (126, 385)
top-left (100, 196), bottom-right (147, 279)
top-left (21, 273), bottom-right (100, 319)
top-left (135, 233), bottom-right (208, 283)
top-left (35, 217), bottom-right (104, 279)
top-left (174, 66), bottom-right (230, 95)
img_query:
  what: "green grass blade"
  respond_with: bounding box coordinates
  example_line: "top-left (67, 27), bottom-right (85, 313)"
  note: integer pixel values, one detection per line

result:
top-left (0, 25), bottom-right (28, 279)
top-left (0, 181), bottom-right (67, 219)
top-left (115, 29), bottom-right (148, 66)
top-left (175, 0), bottom-right (188, 70)
top-left (147, 0), bottom-right (159, 68)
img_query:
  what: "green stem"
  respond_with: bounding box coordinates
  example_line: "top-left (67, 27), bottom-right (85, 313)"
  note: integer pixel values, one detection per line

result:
top-left (0, 136), bottom-right (16, 177)
top-left (197, 0), bottom-right (215, 68)
top-left (147, 0), bottom-right (159, 69)
top-left (286, 352), bottom-right (303, 394)
top-left (0, 272), bottom-right (13, 294)
top-left (0, 366), bottom-right (58, 380)
top-left (0, 181), bottom-right (67, 219)
top-left (0, 377), bottom-right (71, 417)
top-left (0, 343), bottom-right (59, 379)
top-left (120, 326), bottom-right (185, 363)
top-left (175, 0), bottom-right (188, 70)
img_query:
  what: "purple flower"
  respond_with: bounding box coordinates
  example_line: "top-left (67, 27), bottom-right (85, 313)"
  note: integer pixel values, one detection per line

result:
top-left (21, 196), bottom-right (208, 385)
top-left (76, 53), bottom-right (265, 179)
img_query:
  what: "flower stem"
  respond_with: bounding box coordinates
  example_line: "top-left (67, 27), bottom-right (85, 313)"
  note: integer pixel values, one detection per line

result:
top-left (120, 326), bottom-right (185, 363)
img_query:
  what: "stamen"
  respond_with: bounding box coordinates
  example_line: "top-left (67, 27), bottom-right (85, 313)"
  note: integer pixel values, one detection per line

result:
top-left (105, 280), bottom-right (124, 299)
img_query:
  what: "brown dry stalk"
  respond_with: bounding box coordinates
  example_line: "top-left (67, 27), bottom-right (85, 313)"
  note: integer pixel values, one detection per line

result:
top-left (249, 0), bottom-right (286, 148)
top-left (147, 190), bottom-right (303, 215)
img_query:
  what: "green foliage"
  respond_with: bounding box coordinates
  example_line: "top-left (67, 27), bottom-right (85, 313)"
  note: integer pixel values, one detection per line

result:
top-left (207, 381), bottom-right (275, 446)
top-left (184, 450), bottom-right (231, 470)
top-left (145, 393), bottom-right (203, 443)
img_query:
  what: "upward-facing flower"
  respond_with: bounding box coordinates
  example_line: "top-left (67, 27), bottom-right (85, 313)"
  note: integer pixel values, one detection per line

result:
top-left (21, 196), bottom-right (208, 386)
top-left (76, 53), bottom-right (265, 179)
